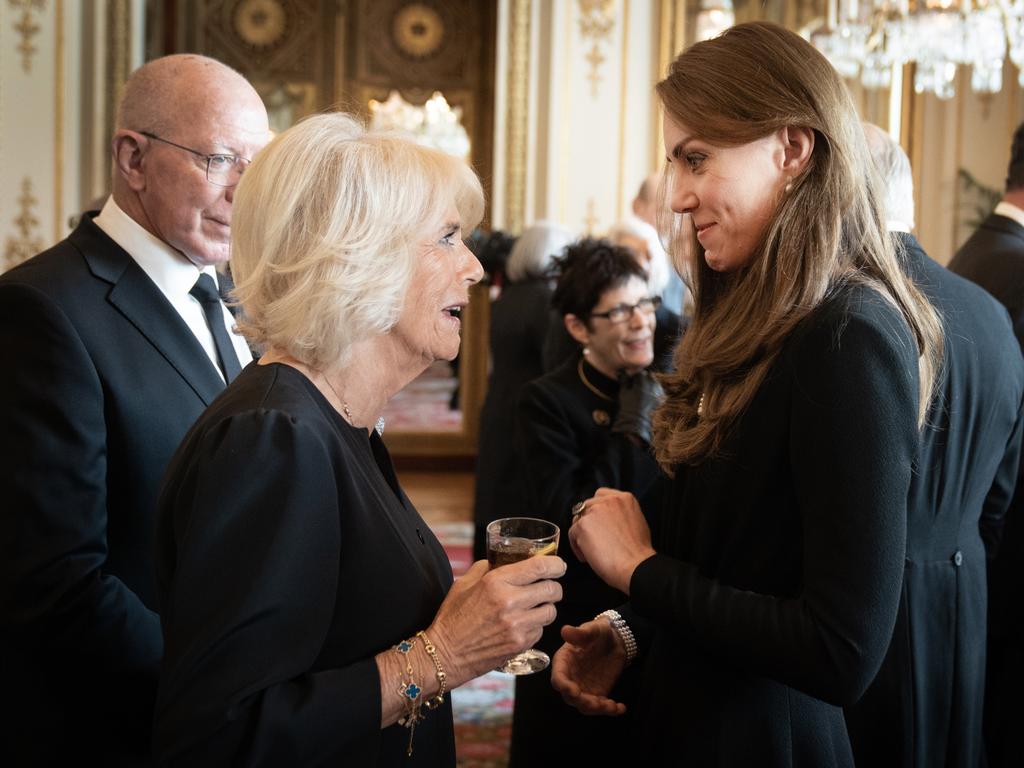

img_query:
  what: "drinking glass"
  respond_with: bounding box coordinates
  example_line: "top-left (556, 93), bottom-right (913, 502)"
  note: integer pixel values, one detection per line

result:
top-left (486, 517), bottom-right (560, 675)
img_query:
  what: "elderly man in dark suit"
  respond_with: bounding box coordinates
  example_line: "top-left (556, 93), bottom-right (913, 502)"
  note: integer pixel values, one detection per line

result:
top-left (0, 54), bottom-right (270, 765)
top-left (842, 124), bottom-right (1024, 768)
top-left (949, 120), bottom-right (1024, 768)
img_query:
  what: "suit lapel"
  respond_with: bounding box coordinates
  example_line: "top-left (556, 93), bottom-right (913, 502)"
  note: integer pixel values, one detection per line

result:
top-left (72, 218), bottom-right (226, 406)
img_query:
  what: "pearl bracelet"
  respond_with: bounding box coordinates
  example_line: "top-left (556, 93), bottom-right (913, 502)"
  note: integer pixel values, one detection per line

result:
top-left (595, 609), bottom-right (638, 666)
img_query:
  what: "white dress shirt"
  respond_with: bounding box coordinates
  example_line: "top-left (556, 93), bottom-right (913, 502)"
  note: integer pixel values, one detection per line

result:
top-left (994, 200), bottom-right (1024, 230)
top-left (93, 197), bottom-right (252, 382)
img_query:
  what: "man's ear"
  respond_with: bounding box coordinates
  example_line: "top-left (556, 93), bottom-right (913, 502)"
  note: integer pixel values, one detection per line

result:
top-left (111, 130), bottom-right (148, 192)
top-left (780, 125), bottom-right (814, 176)
top-left (564, 314), bottom-right (590, 347)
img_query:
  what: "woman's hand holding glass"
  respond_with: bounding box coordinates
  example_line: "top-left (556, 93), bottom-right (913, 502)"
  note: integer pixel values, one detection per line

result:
top-left (422, 553), bottom-right (565, 688)
top-left (569, 488), bottom-right (656, 594)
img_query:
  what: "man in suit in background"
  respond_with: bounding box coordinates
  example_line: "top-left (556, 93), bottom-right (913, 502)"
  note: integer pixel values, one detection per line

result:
top-left (950, 121), bottom-right (1024, 351)
top-left (0, 54), bottom-right (270, 765)
top-left (949, 120), bottom-right (1024, 768)
top-left (843, 124), bottom-right (1024, 768)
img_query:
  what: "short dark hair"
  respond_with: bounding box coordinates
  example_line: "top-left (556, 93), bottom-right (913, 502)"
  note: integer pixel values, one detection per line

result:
top-left (550, 238), bottom-right (648, 322)
top-left (1008, 121), bottom-right (1024, 191)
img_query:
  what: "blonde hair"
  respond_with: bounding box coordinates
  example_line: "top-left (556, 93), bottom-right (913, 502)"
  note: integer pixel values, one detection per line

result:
top-left (230, 112), bottom-right (484, 370)
top-left (652, 22), bottom-right (942, 469)
top-left (606, 217), bottom-right (671, 296)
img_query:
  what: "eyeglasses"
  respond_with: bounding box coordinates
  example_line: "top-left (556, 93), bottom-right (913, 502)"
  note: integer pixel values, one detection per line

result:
top-left (589, 295), bottom-right (661, 323)
top-left (139, 131), bottom-right (250, 188)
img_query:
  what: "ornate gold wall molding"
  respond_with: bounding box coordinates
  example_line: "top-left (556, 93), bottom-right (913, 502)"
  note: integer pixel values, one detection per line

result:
top-left (653, 0), bottom-right (685, 169)
top-left (9, 0), bottom-right (45, 72)
top-left (578, 0), bottom-right (615, 99)
top-left (54, 0), bottom-right (62, 241)
top-left (4, 178), bottom-right (44, 271)
top-left (104, 0), bottom-right (131, 151)
top-left (503, 0), bottom-right (531, 233)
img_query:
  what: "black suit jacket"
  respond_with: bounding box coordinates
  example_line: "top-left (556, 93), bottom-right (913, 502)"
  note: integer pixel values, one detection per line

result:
top-left (948, 213), bottom-right (1024, 767)
top-left (844, 234), bottom-right (1024, 767)
top-left (948, 211), bottom-right (1024, 351)
top-left (0, 216), bottom-right (228, 766)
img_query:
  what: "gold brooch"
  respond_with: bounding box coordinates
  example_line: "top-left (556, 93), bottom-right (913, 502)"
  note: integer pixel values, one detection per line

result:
top-left (592, 409), bottom-right (610, 426)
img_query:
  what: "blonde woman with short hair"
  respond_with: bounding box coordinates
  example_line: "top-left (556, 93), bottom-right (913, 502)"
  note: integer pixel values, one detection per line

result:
top-left (153, 113), bottom-right (565, 766)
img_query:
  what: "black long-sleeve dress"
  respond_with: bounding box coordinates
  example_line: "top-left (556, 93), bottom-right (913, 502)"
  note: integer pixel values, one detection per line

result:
top-left (508, 356), bottom-right (663, 766)
top-left (621, 282), bottom-right (922, 766)
top-left (153, 363), bottom-right (456, 767)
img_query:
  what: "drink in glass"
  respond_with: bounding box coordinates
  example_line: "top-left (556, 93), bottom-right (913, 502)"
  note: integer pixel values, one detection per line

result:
top-left (486, 517), bottom-right (560, 674)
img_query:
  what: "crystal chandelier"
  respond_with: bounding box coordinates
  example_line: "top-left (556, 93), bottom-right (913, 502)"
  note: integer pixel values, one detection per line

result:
top-left (809, 0), bottom-right (1024, 99)
top-left (695, 0), bottom-right (736, 42)
top-left (368, 90), bottom-right (472, 160)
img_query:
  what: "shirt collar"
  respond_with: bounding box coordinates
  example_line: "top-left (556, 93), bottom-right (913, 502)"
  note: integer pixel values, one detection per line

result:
top-left (994, 201), bottom-right (1024, 230)
top-left (93, 196), bottom-right (217, 299)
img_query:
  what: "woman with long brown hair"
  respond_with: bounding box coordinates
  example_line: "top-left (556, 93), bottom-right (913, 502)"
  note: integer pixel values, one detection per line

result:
top-left (551, 22), bottom-right (942, 766)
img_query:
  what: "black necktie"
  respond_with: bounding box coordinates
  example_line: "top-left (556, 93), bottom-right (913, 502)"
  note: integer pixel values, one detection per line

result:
top-left (189, 273), bottom-right (242, 383)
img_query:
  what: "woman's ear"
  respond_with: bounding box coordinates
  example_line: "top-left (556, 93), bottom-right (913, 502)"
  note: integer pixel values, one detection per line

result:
top-left (564, 314), bottom-right (590, 346)
top-left (111, 130), bottom-right (148, 192)
top-left (780, 126), bottom-right (814, 175)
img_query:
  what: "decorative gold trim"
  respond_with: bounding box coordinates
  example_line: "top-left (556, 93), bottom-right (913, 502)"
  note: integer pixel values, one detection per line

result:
top-left (10, 0), bottom-right (46, 73)
top-left (54, 0), bottom-right (63, 242)
top-left (105, 0), bottom-right (131, 153)
top-left (4, 178), bottom-right (44, 271)
top-left (616, 0), bottom-right (629, 219)
top-left (503, 0), bottom-right (531, 234)
top-left (578, 0), bottom-right (615, 99)
top-left (653, 0), bottom-right (685, 171)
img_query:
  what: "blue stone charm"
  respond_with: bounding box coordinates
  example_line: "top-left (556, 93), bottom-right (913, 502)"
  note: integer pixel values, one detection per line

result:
top-left (404, 683), bottom-right (421, 700)
top-left (397, 640), bottom-right (413, 654)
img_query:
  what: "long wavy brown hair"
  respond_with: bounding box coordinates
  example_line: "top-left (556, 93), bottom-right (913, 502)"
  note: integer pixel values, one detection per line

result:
top-left (652, 22), bottom-right (942, 472)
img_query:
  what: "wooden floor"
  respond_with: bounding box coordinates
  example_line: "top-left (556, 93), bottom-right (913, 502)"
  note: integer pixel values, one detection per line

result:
top-left (397, 471), bottom-right (474, 525)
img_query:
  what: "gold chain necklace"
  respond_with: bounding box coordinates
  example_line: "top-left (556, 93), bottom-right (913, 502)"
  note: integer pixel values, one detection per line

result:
top-left (577, 358), bottom-right (613, 402)
top-left (321, 373), bottom-right (355, 425)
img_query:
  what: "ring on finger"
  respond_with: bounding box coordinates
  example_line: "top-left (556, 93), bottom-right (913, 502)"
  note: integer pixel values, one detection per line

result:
top-left (571, 500), bottom-right (587, 523)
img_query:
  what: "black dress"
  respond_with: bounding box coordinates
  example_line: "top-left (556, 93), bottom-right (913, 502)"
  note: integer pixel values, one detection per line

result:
top-left (153, 363), bottom-right (456, 767)
top-left (623, 282), bottom-right (921, 766)
top-left (508, 357), bottom-right (663, 767)
top-left (473, 278), bottom-right (556, 559)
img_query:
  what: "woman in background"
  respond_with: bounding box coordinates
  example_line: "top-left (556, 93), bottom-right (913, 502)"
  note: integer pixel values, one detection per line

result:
top-left (553, 22), bottom-right (943, 767)
top-left (473, 221), bottom-right (574, 559)
top-left (153, 113), bottom-right (565, 767)
top-left (509, 238), bottom-right (664, 766)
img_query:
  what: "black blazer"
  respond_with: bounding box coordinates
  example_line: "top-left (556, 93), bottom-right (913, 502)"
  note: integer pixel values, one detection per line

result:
top-left (0, 216), bottom-right (228, 766)
top-left (948, 213), bottom-right (1024, 767)
top-left (844, 234), bottom-right (1024, 767)
top-left (624, 282), bottom-right (921, 766)
top-left (948, 211), bottom-right (1024, 351)
top-left (507, 357), bottom-right (662, 766)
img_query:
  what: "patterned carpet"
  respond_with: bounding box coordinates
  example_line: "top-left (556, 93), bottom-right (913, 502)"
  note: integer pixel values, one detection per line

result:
top-left (430, 521), bottom-right (515, 768)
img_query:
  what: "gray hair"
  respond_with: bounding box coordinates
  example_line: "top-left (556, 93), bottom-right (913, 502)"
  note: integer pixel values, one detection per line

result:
top-left (606, 218), bottom-right (671, 296)
top-left (863, 123), bottom-right (915, 232)
top-left (504, 220), bottom-right (574, 282)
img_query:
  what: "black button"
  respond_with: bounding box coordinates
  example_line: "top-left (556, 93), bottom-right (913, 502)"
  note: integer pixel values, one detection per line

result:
top-left (953, 550), bottom-right (963, 566)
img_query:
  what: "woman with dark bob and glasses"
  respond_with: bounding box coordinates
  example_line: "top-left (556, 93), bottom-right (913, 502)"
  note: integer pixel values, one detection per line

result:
top-left (509, 238), bottom-right (664, 766)
top-left (552, 22), bottom-right (944, 767)
top-left (151, 113), bottom-right (565, 767)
